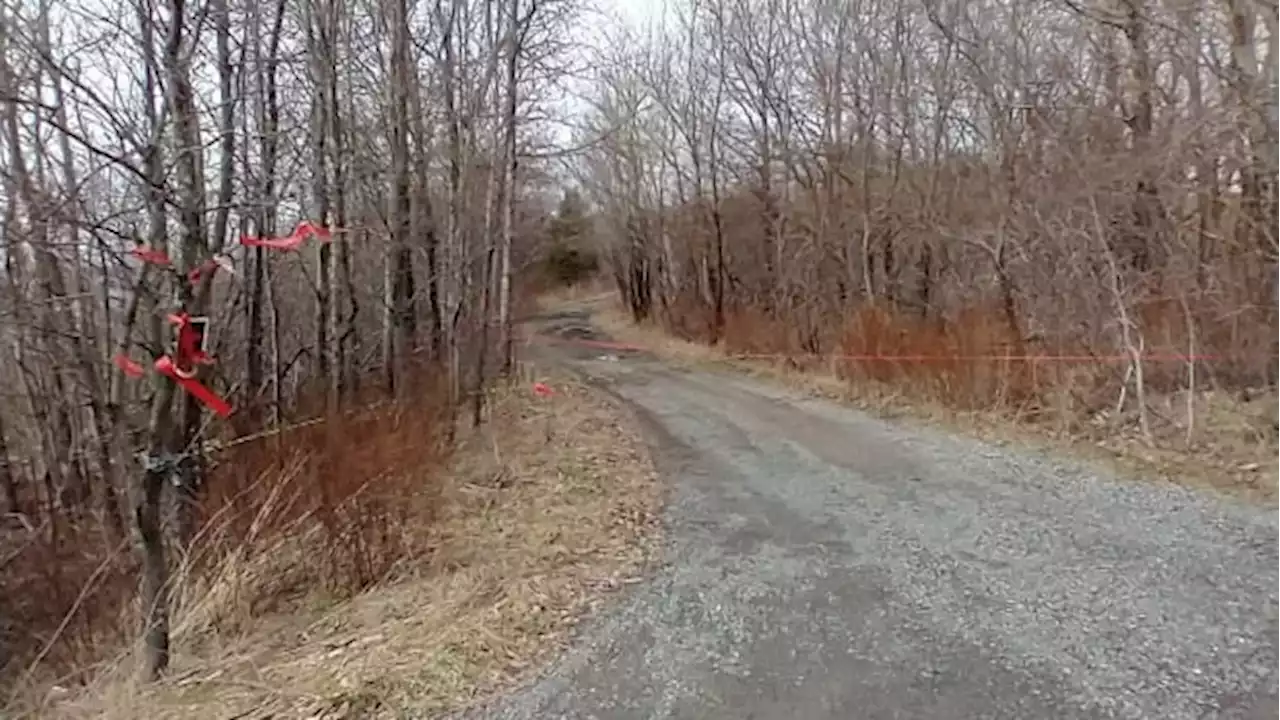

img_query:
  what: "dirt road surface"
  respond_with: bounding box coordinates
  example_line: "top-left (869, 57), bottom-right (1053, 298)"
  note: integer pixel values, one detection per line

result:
top-left (462, 307), bottom-right (1279, 720)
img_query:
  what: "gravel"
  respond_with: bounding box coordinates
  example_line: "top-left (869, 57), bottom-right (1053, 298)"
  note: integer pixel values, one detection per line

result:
top-left (458, 320), bottom-right (1278, 720)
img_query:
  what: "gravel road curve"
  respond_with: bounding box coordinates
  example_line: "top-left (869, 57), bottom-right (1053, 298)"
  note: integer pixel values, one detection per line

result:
top-left (460, 308), bottom-right (1278, 720)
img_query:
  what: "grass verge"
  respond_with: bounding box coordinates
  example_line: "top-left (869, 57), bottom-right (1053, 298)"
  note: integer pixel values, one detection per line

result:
top-left (30, 369), bottom-right (661, 719)
top-left (584, 299), bottom-right (1276, 503)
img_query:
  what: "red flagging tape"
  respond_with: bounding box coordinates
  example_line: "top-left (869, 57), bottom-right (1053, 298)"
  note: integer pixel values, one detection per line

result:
top-left (240, 221), bottom-right (332, 251)
top-left (111, 354), bottom-right (233, 418)
top-left (187, 255), bottom-right (235, 283)
top-left (168, 313), bottom-right (213, 367)
top-left (533, 335), bottom-right (1229, 363)
top-left (130, 247), bottom-right (171, 265)
top-left (155, 356), bottom-right (233, 418)
top-left (118, 224), bottom-right (335, 422)
top-left (130, 246), bottom-right (234, 284)
top-left (113, 354), bottom-right (145, 378)
top-left (129, 220), bottom-right (333, 283)
top-left (729, 352), bottom-right (1225, 363)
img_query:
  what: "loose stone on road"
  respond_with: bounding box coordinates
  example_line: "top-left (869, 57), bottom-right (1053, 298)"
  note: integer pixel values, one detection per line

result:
top-left (463, 307), bottom-right (1279, 720)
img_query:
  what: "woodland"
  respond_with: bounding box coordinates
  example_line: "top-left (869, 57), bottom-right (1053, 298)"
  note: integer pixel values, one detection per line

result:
top-left (0, 0), bottom-right (1276, 707)
top-left (575, 0), bottom-right (1277, 446)
top-left (0, 0), bottom-right (577, 695)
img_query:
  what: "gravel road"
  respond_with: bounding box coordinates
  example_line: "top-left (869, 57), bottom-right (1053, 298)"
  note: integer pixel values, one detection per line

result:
top-left (464, 308), bottom-right (1279, 720)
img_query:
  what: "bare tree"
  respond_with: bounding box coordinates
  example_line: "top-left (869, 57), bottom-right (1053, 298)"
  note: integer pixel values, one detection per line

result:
top-left (0, 0), bottom-right (582, 688)
top-left (582, 0), bottom-right (1277, 425)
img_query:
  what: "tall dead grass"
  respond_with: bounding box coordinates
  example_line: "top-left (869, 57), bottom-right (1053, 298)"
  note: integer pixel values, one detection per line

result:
top-left (665, 295), bottom-right (1274, 425)
top-left (0, 366), bottom-right (453, 712)
top-left (34, 369), bottom-right (660, 720)
top-left (599, 294), bottom-right (1276, 498)
top-left (619, 284), bottom-right (1269, 445)
top-left (677, 300), bottom-right (1099, 416)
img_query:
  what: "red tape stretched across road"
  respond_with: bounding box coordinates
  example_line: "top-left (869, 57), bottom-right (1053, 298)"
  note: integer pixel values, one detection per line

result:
top-left (730, 352), bottom-right (1224, 363)
top-left (534, 334), bottom-right (1225, 363)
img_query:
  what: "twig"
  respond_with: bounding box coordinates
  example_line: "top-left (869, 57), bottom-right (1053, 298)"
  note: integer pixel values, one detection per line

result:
top-left (0, 516), bottom-right (48, 571)
top-left (1115, 363), bottom-right (1132, 418)
top-left (1090, 198), bottom-right (1152, 444)
top-left (207, 397), bottom-right (398, 452)
top-left (208, 416), bottom-right (327, 451)
top-left (1180, 295), bottom-right (1197, 447)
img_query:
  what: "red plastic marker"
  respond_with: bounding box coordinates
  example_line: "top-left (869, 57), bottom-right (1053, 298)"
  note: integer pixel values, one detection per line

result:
top-left (532, 381), bottom-right (554, 397)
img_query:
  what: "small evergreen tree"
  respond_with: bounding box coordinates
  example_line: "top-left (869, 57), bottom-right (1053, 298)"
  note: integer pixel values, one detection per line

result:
top-left (544, 189), bottom-right (598, 286)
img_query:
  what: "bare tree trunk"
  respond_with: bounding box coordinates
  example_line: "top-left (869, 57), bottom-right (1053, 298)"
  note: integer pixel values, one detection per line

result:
top-left (0, 15), bottom-right (18, 521)
top-left (471, 0), bottom-right (501, 425)
top-left (497, 0), bottom-right (522, 375)
top-left (1226, 0), bottom-right (1278, 267)
top-left (0, 406), bottom-right (18, 516)
top-left (135, 19), bottom-right (175, 666)
top-left (384, 0), bottom-right (414, 394)
top-left (327, 0), bottom-right (354, 398)
top-left (247, 0), bottom-right (286, 424)
top-left (172, 0), bottom-right (235, 549)
top-left (407, 53), bottom-right (443, 361)
top-left (307, 0), bottom-right (335, 407)
top-left (38, 2), bottom-right (127, 538)
top-left (172, 21), bottom-right (215, 552)
top-left (1119, 0), bottom-right (1163, 274)
top-left (6, 0), bottom-right (83, 521)
top-left (133, 0), bottom-right (210, 676)
top-left (440, 0), bottom-right (465, 413)
top-left (136, 313), bottom-right (176, 681)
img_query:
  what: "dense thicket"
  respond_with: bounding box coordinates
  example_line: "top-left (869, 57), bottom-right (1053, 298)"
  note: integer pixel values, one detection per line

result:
top-left (578, 0), bottom-right (1277, 425)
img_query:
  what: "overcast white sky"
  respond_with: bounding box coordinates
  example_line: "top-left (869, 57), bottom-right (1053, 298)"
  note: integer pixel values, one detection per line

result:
top-left (543, 0), bottom-right (663, 171)
top-left (607, 0), bottom-right (660, 27)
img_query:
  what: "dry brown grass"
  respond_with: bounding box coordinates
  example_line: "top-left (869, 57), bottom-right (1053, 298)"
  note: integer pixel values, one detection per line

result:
top-left (1, 369), bottom-right (455, 705)
top-left (588, 298), bottom-right (1277, 502)
top-left (24, 369), bottom-right (661, 720)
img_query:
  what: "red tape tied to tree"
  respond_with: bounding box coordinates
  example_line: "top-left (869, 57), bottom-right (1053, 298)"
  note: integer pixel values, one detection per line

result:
top-left (113, 315), bottom-right (231, 419)
top-left (118, 220), bottom-right (333, 419)
top-left (129, 219), bottom-right (331, 282)
top-left (155, 356), bottom-right (232, 418)
top-left (113, 353), bottom-right (145, 378)
top-left (129, 247), bottom-right (233, 284)
top-left (130, 247), bottom-right (172, 266)
top-left (240, 220), bottom-right (332, 251)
